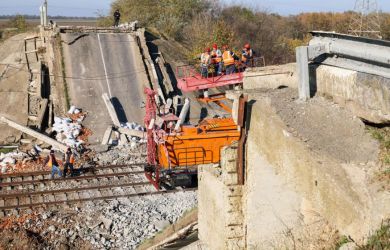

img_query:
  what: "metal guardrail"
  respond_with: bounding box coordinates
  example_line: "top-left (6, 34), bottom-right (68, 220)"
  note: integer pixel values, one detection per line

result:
top-left (296, 31), bottom-right (390, 100)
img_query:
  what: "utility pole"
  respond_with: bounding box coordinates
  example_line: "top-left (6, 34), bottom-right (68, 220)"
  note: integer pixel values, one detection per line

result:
top-left (40, 0), bottom-right (48, 27)
top-left (348, 0), bottom-right (382, 39)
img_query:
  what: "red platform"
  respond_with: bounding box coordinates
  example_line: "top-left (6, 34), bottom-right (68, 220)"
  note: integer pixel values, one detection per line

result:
top-left (177, 66), bottom-right (243, 92)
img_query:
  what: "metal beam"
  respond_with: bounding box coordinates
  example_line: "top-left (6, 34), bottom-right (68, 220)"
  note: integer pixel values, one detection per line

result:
top-left (310, 31), bottom-right (390, 68)
top-left (296, 31), bottom-right (390, 101)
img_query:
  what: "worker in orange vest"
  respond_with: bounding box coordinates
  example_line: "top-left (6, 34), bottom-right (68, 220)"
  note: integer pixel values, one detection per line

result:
top-left (43, 149), bottom-right (62, 179)
top-left (211, 43), bottom-right (222, 75)
top-left (200, 47), bottom-right (211, 78)
top-left (222, 45), bottom-right (236, 75)
top-left (63, 147), bottom-right (76, 177)
top-left (242, 43), bottom-right (254, 68)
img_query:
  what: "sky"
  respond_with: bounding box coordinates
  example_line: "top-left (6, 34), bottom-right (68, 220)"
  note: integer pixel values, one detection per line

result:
top-left (0, 0), bottom-right (390, 17)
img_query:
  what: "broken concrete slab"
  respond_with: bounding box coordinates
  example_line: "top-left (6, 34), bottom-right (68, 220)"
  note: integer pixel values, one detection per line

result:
top-left (0, 116), bottom-right (67, 152)
top-left (117, 128), bottom-right (145, 139)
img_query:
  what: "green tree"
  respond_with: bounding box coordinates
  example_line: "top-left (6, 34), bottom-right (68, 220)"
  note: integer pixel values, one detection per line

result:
top-left (8, 15), bottom-right (27, 31)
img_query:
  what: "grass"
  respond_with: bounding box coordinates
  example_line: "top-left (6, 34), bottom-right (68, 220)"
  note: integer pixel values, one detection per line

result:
top-left (0, 148), bottom-right (15, 154)
top-left (367, 126), bottom-right (390, 189)
top-left (367, 127), bottom-right (390, 167)
top-left (335, 235), bottom-right (352, 249)
top-left (360, 219), bottom-right (390, 250)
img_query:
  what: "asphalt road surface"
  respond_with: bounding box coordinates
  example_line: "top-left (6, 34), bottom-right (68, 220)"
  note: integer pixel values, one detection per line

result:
top-left (62, 33), bottom-right (148, 144)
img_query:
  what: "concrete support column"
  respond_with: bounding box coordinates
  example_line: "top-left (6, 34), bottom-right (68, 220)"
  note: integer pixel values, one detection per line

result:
top-left (40, 6), bottom-right (44, 26)
top-left (43, 0), bottom-right (48, 27)
top-left (174, 98), bottom-right (190, 132)
top-left (296, 46), bottom-right (310, 101)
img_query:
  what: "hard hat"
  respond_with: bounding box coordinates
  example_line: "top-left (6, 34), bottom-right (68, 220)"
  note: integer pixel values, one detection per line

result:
top-left (213, 43), bottom-right (218, 49)
top-left (244, 43), bottom-right (251, 49)
top-left (205, 47), bottom-right (211, 52)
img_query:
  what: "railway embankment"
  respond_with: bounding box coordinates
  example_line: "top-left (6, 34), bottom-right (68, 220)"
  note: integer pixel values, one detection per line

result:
top-left (197, 64), bottom-right (390, 249)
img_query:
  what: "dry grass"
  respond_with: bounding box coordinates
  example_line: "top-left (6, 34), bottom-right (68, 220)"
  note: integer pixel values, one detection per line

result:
top-left (367, 126), bottom-right (390, 189)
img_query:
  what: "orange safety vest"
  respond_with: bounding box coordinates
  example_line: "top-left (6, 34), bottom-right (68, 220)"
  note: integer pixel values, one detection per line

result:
top-left (222, 51), bottom-right (235, 66)
top-left (47, 155), bottom-right (53, 167)
top-left (69, 154), bottom-right (75, 164)
top-left (211, 50), bottom-right (222, 63)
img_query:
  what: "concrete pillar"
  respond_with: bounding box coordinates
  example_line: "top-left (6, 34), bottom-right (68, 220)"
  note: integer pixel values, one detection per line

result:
top-left (102, 93), bottom-right (121, 127)
top-left (0, 116), bottom-right (67, 152)
top-left (43, 0), bottom-right (48, 27)
top-left (40, 6), bottom-right (44, 26)
top-left (296, 46), bottom-right (310, 101)
top-left (225, 91), bottom-right (240, 125)
top-left (174, 98), bottom-right (190, 132)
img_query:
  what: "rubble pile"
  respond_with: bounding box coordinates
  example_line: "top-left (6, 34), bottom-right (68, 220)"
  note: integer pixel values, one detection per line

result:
top-left (119, 122), bottom-right (147, 145)
top-left (0, 150), bottom-right (34, 174)
top-left (52, 106), bottom-right (91, 148)
top-left (0, 192), bottom-right (198, 249)
top-left (93, 143), bottom-right (147, 165)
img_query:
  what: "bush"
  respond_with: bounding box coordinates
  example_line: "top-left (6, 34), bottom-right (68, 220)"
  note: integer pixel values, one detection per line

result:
top-left (8, 15), bottom-right (27, 31)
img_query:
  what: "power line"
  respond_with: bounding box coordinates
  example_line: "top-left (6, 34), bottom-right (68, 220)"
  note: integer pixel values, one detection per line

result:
top-left (348, 0), bottom-right (382, 39)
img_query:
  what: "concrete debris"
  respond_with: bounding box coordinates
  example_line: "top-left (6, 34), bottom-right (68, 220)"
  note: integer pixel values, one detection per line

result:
top-left (0, 116), bottom-right (68, 152)
top-left (0, 191), bottom-right (197, 249)
top-left (53, 117), bottom-right (83, 148)
top-left (94, 143), bottom-right (147, 166)
top-left (0, 146), bottom-right (197, 249)
top-left (118, 122), bottom-right (146, 143)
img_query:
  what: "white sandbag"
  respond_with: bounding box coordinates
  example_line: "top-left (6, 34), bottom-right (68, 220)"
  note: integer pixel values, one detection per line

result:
top-left (54, 116), bottom-right (62, 124)
top-left (74, 109), bottom-right (80, 114)
top-left (68, 105), bottom-right (76, 114)
top-left (2, 157), bottom-right (15, 165)
top-left (64, 118), bottom-right (72, 124)
top-left (72, 129), bottom-right (80, 138)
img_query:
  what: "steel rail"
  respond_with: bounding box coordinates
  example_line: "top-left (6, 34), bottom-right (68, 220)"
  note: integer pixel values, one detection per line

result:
top-left (0, 163), bottom-right (147, 179)
top-left (0, 188), bottom-right (197, 211)
top-left (0, 171), bottom-right (145, 188)
top-left (0, 181), bottom-right (151, 199)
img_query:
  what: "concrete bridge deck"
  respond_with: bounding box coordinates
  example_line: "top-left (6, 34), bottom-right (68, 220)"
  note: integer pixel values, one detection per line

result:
top-left (62, 32), bottom-right (148, 144)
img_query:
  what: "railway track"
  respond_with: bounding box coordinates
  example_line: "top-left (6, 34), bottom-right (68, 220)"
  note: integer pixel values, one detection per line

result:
top-left (0, 163), bottom-right (195, 215)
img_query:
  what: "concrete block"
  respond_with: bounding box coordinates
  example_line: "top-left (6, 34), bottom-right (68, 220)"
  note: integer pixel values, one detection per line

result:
top-left (226, 225), bottom-right (244, 239)
top-left (226, 211), bottom-right (244, 226)
top-left (227, 185), bottom-right (243, 197)
top-left (222, 172), bottom-right (238, 186)
top-left (243, 63), bottom-right (297, 90)
top-left (227, 196), bottom-right (242, 212)
top-left (223, 161), bottom-right (236, 173)
top-left (226, 238), bottom-right (245, 250)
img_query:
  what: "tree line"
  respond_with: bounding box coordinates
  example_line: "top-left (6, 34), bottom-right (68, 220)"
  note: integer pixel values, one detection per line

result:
top-left (103, 0), bottom-right (390, 65)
